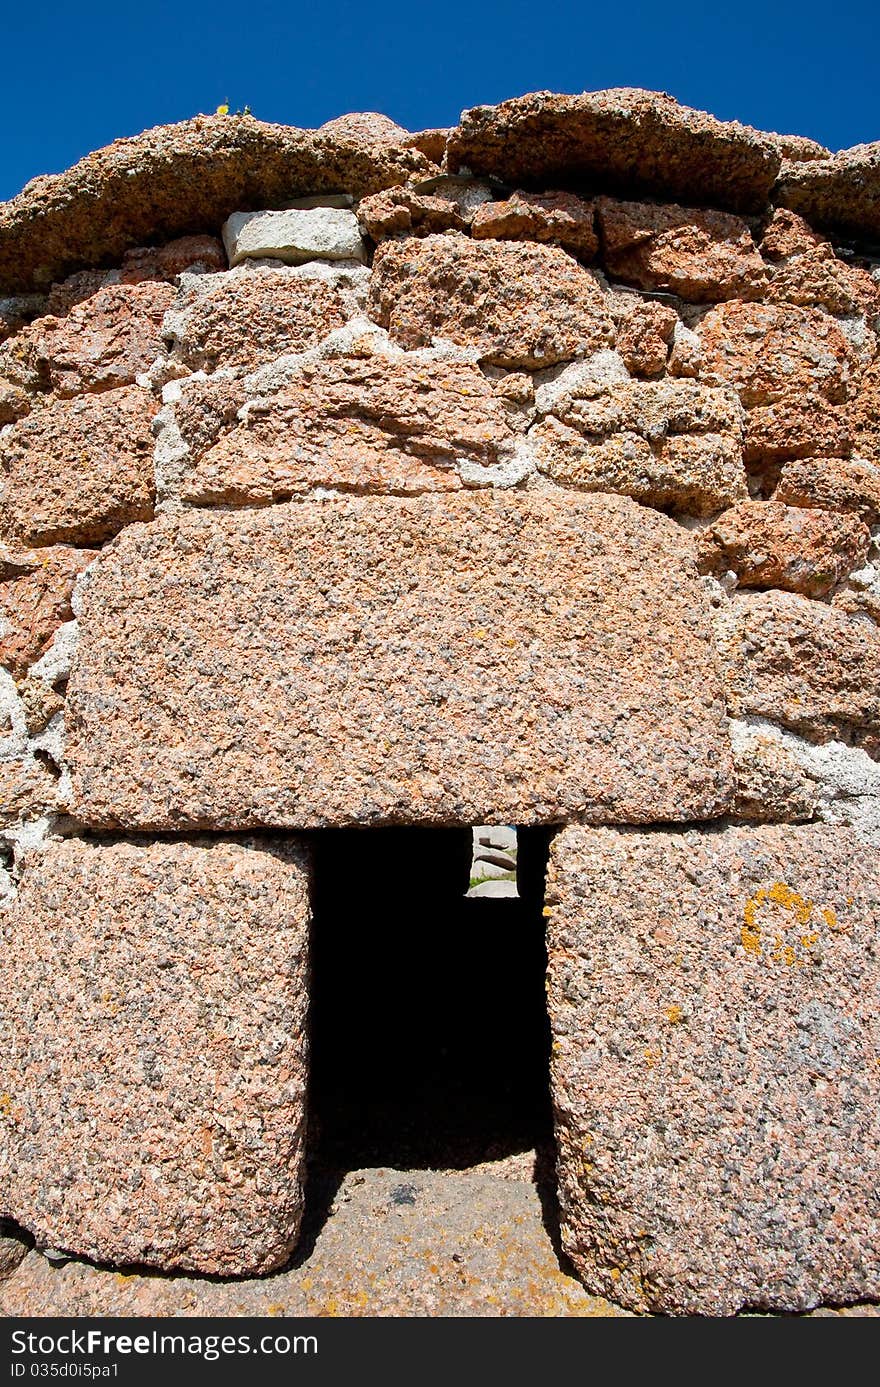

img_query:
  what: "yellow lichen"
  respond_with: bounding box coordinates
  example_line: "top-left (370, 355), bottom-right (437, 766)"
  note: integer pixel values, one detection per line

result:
top-left (665, 1005), bottom-right (683, 1024)
top-left (742, 880), bottom-right (843, 965)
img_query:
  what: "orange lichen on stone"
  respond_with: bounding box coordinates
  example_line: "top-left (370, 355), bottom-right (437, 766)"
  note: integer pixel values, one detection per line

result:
top-left (741, 881), bottom-right (843, 964)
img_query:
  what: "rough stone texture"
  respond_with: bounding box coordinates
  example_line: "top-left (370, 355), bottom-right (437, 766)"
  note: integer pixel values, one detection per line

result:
top-left (0, 114), bottom-right (432, 295)
top-left (775, 141), bottom-right (880, 240)
top-left (759, 208), bottom-right (826, 261)
top-left (470, 190), bottom-right (598, 260)
top-left (0, 1163), bottom-right (628, 1317)
top-left (729, 717), bottom-right (880, 834)
top-left (714, 589), bottom-right (880, 752)
top-left (404, 128), bottom-right (450, 165)
top-left (744, 395), bottom-right (851, 465)
top-left (850, 360), bottom-right (880, 463)
top-left (119, 235), bottom-right (227, 283)
top-left (166, 266), bottom-right (357, 373)
top-left (834, 586), bottom-right (880, 626)
top-left (409, 175), bottom-right (497, 217)
top-left (612, 299), bottom-right (677, 377)
top-left (176, 356), bottom-right (521, 503)
top-left (44, 271), bottom-right (116, 318)
top-left (43, 240), bottom-right (227, 318)
top-left (767, 245), bottom-right (880, 325)
top-left (317, 111), bottom-right (411, 145)
top-left (0, 545), bottom-right (97, 678)
top-left (729, 717), bottom-right (821, 822)
top-left (357, 186), bottom-right (467, 240)
top-left (16, 674), bottom-right (65, 737)
top-left (222, 207), bottom-right (366, 267)
top-left (368, 234), bottom-right (615, 369)
top-left (531, 373), bottom-right (747, 515)
top-left (25, 282), bottom-right (174, 396)
top-left (772, 133), bottom-right (831, 164)
top-left (532, 421), bottom-right (744, 516)
top-left (596, 197), bottom-right (767, 302)
top-left (774, 456), bottom-right (880, 524)
top-left (446, 89), bottom-right (780, 213)
top-left (66, 491), bottom-right (734, 830)
top-left (0, 836), bottom-right (311, 1275)
top-left (697, 500), bottom-right (870, 597)
top-left (546, 821), bottom-right (880, 1315)
top-left (698, 300), bottom-right (855, 408)
top-left (0, 387), bottom-right (157, 546)
top-left (0, 383), bottom-right (32, 427)
top-left (0, 756), bottom-right (62, 825)
top-left (0, 1227), bottom-right (28, 1281)
top-left (0, 297), bottom-right (44, 343)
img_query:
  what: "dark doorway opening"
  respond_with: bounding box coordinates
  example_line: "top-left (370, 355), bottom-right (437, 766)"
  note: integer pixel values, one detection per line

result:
top-left (307, 825), bottom-right (555, 1171)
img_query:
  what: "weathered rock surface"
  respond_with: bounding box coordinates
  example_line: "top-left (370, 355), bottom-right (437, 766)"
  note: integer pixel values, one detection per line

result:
top-left (531, 373), bottom-right (747, 515)
top-left (697, 499), bottom-right (870, 596)
top-left (714, 590), bottom-right (880, 751)
top-left (222, 207), bottom-right (366, 267)
top-left (446, 89), bottom-right (780, 212)
top-left (66, 492), bottom-right (734, 829)
top-left (774, 456), bottom-right (880, 524)
top-left (744, 395), bottom-right (851, 464)
top-left (759, 208), bottom-right (826, 261)
top-left (0, 297), bottom-right (44, 343)
top-left (0, 383), bottom-right (32, 427)
top-left (368, 234), bottom-right (615, 368)
top-left (404, 128), bottom-right (450, 164)
top-left (728, 718), bottom-right (821, 822)
top-left (471, 190), bottom-right (598, 260)
top-left (0, 1226), bottom-right (28, 1281)
top-left (532, 422), bottom-right (744, 516)
top-left (166, 265), bottom-right (359, 373)
top-left (775, 141), bottom-right (880, 240)
top-left (771, 133), bottom-right (830, 164)
top-left (850, 360), bottom-right (880, 462)
top-left (0, 756), bottom-right (63, 825)
top-left (1, 387), bottom-right (157, 546)
top-left (0, 836), bottom-right (310, 1275)
top-left (44, 239), bottom-right (227, 317)
top-left (766, 244), bottom-right (880, 324)
top-left (0, 114), bottom-right (432, 295)
top-left (729, 717), bottom-right (880, 832)
top-left (175, 356), bottom-right (521, 503)
top-left (546, 821), bottom-right (880, 1315)
top-left (317, 111), bottom-right (411, 145)
top-left (0, 545), bottom-right (97, 677)
top-left (357, 186), bottom-right (468, 240)
top-left (596, 197), bottom-right (767, 301)
top-left (26, 282), bottom-right (174, 396)
top-left (699, 300), bottom-right (855, 408)
top-left (118, 235), bottom-right (227, 283)
top-left (612, 298), bottom-right (677, 377)
top-left (0, 1163), bottom-right (627, 1317)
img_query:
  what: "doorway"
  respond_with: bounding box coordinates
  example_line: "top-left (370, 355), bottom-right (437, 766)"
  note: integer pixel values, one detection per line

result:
top-left (307, 826), bottom-right (554, 1170)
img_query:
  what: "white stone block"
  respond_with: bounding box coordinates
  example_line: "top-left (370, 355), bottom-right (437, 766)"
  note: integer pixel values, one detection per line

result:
top-left (223, 207), bottom-right (366, 268)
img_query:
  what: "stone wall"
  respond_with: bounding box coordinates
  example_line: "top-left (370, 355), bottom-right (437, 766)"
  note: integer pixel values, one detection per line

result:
top-left (1, 88), bottom-right (879, 1314)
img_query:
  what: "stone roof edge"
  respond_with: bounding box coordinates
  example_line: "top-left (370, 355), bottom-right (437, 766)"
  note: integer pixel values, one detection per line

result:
top-left (1, 92), bottom-right (878, 295)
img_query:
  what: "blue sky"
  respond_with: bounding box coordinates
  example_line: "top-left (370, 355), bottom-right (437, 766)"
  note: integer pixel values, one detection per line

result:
top-left (2, 0), bottom-right (878, 202)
